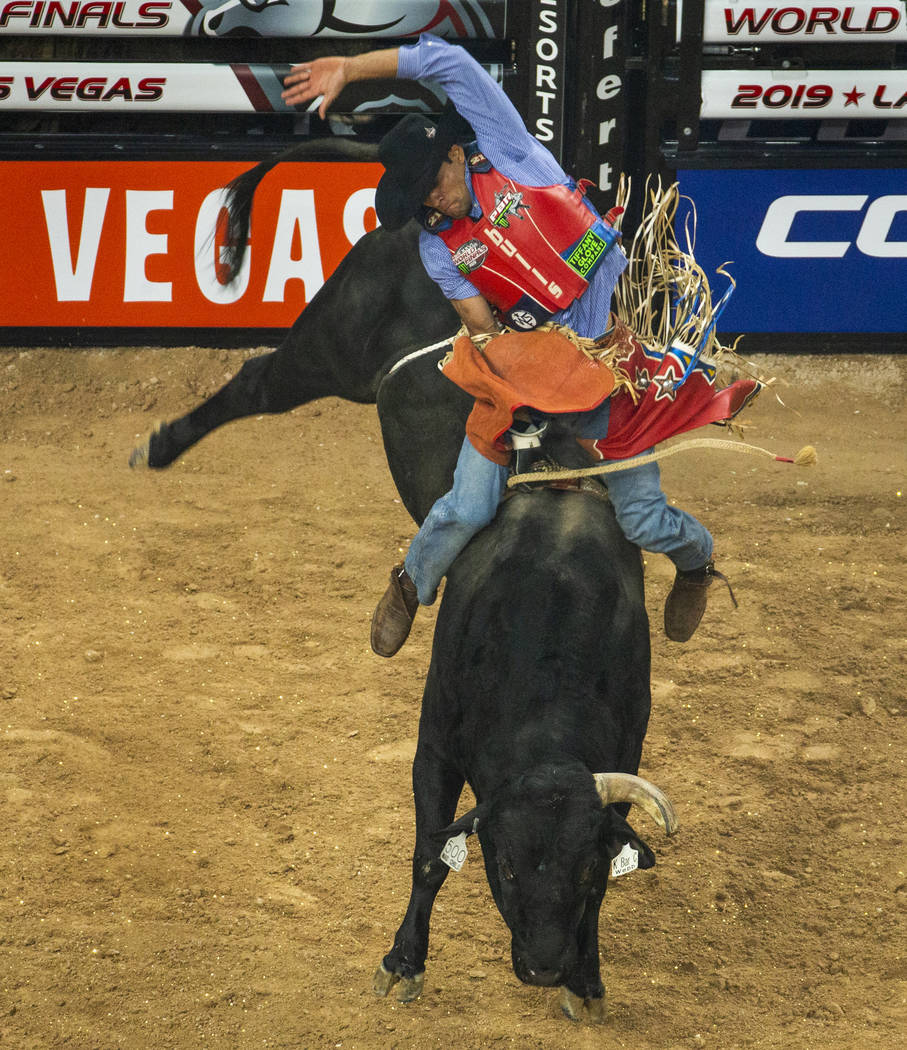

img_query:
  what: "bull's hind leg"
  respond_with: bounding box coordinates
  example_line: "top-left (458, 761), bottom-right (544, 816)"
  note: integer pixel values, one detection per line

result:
top-left (129, 342), bottom-right (342, 469)
top-left (374, 750), bottom-right (464, 1003)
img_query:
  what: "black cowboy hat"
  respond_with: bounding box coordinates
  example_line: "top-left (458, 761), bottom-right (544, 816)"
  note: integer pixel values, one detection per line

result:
top-left (375, 106), bottom-right (473, 230)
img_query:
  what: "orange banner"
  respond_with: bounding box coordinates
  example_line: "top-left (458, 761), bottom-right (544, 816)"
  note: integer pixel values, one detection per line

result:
top-left (0, 159), bottom-right (382, 329)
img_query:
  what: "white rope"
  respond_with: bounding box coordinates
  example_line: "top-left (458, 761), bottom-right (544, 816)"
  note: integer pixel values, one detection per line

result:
top-left (507, 436), bottom-right (814, 488)
top-left (385, 336), bottom-right (456, 378)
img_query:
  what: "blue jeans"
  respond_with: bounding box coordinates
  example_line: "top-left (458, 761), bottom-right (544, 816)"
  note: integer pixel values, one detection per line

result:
top-left (404, 400), bottom-right (713, 606)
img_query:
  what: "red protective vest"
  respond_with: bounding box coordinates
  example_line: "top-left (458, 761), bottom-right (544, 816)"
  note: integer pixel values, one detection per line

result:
top-left (428, 153), bottom-right (620, 330)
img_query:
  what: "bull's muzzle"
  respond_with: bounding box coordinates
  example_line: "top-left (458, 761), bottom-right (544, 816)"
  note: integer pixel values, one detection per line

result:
top-left (511, 938), bottom-right (575, 988)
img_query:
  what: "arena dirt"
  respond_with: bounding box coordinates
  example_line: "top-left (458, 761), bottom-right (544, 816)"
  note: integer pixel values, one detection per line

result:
top-left (1, 346), bottom-right (904, 1050)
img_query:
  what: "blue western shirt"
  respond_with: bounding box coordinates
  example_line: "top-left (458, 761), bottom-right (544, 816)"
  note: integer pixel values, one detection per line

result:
top-left (396, 33), bottom-right (627, 340)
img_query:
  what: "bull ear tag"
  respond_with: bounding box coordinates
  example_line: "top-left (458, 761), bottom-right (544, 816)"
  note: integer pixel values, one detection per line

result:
top-left (610, 842), bottom-right (639, 878)
top-left (440, 817), bottom-right (479, 873)
top-left (441, 833), bottom-right (468, 872)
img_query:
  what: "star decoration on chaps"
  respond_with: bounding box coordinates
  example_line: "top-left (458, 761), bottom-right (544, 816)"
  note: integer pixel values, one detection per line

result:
top-left (651, 366), bottom-right (682, 402)
top-left (634, 366), bottom-right (653, 393)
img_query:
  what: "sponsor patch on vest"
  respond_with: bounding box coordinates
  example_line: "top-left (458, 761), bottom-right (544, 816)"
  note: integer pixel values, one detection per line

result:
top-left (452, 238), bottom-right (489, 274)
top-left (425, 208), bottom-right (445, 230)
top-left (566, 229), bottom-right (608, 278)
top-left (489, 188), bottom-right (529, 228)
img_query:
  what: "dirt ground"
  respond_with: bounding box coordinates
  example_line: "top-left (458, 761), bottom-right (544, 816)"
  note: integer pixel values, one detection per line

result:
top-left (0, 344), bottom-right (904, 1050)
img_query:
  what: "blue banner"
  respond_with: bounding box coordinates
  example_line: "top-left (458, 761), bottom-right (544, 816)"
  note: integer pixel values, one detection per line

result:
top-left (678, 168), bottom-right (907, 333)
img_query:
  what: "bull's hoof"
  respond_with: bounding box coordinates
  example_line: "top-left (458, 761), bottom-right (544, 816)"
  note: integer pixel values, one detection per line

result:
top-left (396, 972), bottom-right (425, 1002)
top-left (129, 439), bottom-right (151, 469)
top-left (560, 987), bottom-right (583, 1021)
top-left (129, 423), bottom-right (167, 469)
top-left (373, 963), bottom-right (398, 997)
top-left (372, 963), bottom-right (424, 1002)
top-left (585, 995), bottom-right (606, 1024)
top-left (560, 986), bottom-right (606, 1024)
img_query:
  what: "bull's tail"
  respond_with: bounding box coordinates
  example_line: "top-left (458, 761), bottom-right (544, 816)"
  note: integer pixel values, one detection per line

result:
top-left (220, 137), bottom-right (379, 282)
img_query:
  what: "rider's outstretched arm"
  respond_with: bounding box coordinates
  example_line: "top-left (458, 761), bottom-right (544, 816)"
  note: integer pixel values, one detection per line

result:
top-left (283, 35), bottom-right (559, 186)
top-left (281, 50), bottom-right (400, 116)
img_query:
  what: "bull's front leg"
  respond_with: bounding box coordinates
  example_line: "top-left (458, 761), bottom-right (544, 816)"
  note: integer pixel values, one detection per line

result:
top-left (560, 881), bottom-right (608, 1024)
top-left (373, 749), bottom-right (464, 1003)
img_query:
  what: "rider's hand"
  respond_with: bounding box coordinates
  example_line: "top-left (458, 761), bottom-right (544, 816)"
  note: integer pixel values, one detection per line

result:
top-left (282, 56), bottom-right (347, 117)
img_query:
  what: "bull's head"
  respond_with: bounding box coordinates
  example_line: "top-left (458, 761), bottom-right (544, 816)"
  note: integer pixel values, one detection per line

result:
top-left (438, 765), bottom-right (676, 990)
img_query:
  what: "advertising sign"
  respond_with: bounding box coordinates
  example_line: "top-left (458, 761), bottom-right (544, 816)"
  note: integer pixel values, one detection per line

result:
top-left (0, 62), bottom-right (283, 111)
top-left (0, 159), bottom-right (382, 330)
top-left (569, 0), bottom-right (627, 200)
top-left (524, 0), bottom-right (567, 161)
top-left (693, 1), bottom-right (907, 43)
top-left (701, 68), bottom-right (907, 118)
top-left (678, 168), bottom-right (907, 333)
top-left (0, 60), bottom-right (502, 112)
top-left (0, 0), bottom-right (507, 37)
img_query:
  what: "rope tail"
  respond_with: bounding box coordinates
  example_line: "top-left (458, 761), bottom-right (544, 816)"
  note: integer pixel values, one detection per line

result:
top-left (506, 440), bottom-right (817, 489)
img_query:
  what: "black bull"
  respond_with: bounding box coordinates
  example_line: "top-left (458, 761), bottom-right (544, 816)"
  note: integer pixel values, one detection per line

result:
top-left (131, 185), bottom-right (678, 1021)
top-left (376, 359), bottom-right (677, 1022)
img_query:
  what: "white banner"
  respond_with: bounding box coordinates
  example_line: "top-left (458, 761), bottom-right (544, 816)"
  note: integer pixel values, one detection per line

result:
top-left (0, 61), bottom-right (284, 110)
top-left (701, 68), bottom-right (907, 118)
top-left (0, 59), bottom-right (500, 111)
top-left (0, 0), bottom-right (506, 37)
top-left (679, 2), bottom-right (907, 42)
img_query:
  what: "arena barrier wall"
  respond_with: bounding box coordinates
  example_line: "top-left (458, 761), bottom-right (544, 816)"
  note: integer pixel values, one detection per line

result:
top-left (1, 0), bottom-right (904, 348)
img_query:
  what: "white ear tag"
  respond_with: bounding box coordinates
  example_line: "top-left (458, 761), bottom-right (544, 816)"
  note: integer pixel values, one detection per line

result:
top-left (440, 832), bottom-right (469, 872)
top-left (610, 842), bottom-right (639, 878)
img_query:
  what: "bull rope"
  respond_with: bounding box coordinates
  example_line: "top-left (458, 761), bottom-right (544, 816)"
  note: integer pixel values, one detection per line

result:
top-left (386, 337), bottom-right (456, 379)
top-left (506, 439), bottom-right (817, 489)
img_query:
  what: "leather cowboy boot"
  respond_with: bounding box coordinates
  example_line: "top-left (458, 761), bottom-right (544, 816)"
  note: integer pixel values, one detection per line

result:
top-left (371, 564), bottom-right (420, 657)
top-left (664, 559), bottom-right (736, 642)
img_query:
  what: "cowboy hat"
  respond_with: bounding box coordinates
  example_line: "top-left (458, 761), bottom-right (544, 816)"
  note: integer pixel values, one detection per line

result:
top-left (375, 107), bottom-right (471, 230)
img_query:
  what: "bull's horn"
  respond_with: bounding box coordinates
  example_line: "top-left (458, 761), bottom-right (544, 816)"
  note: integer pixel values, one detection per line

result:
top-left (593, 772), bottom-right (678, 835)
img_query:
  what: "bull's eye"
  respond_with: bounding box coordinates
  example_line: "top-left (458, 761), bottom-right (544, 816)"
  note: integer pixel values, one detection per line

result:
top-left (499, 858), bottom-right (515, 882)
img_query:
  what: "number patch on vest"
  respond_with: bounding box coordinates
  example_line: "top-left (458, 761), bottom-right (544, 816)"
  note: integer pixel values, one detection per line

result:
top-left (566, 229), bottom-right (608, 278)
